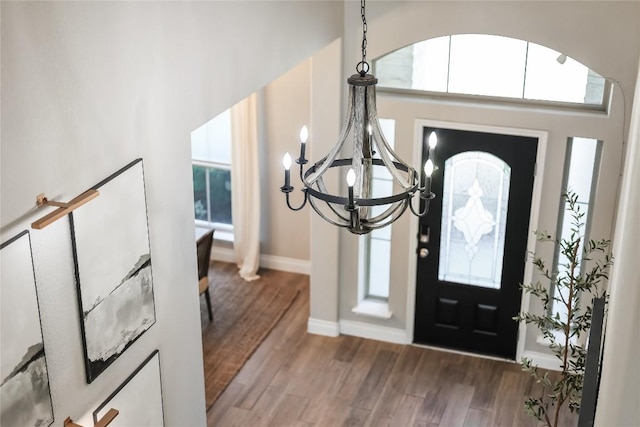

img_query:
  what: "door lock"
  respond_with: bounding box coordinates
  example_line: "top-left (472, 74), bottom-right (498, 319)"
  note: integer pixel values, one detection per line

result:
top-left (419, 248), bottom-right (429, 258)
top-left (419, 225), bottom-right (431, 243)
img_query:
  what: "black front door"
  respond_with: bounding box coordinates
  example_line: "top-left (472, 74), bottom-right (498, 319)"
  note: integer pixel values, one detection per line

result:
top-left (414, 127), bottom-right (538, 359)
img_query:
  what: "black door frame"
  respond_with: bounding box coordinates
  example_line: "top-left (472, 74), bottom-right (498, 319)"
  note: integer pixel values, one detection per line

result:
top-left (407, 120), bottom-right (548, 361)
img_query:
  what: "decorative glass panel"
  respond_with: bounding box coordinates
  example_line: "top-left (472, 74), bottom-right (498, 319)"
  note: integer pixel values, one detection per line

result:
top-left (438, 152), bottom-right (511, 289)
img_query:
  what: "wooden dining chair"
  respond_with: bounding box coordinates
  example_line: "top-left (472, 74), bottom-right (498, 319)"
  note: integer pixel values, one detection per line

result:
top-left (196, 229), bottom-right (215, 321)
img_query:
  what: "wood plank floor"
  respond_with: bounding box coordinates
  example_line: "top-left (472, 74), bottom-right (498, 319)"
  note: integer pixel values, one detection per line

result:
top-left (205, 265), bottom-right (577, 427)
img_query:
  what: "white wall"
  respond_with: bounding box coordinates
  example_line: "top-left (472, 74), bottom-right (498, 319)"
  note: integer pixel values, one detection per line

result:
top-left (211, 57), bottom-right (317, 271)
top-left (261, 59), bottom-right (312, 260)
top-left (595, 55), bottom-right (640, 426)
top-left (1, 1), bottom-right (342, 425)
top-left (309, 0), bottom-right (640, 359)
top-left (308, 39), bottom-right (343, 335)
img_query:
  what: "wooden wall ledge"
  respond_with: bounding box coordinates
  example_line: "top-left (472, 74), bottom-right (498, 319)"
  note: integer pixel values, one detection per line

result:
top-left (63, 408), bottom-right (118, 427)
top-left (31, 190), bottom-right (99, 230)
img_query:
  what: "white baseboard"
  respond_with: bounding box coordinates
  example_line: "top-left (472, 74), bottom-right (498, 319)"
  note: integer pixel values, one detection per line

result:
top-left (307, 317), bottom-right (410, 344)
top-left (307, 318), bottom-right (340, 337)
top-left (339, 319), bottom-right (411, 345)
top-left (260, 254), bottom-right (310, 275)
top-left (520, 350), bottom-right (562, 371)
top-left (211, 246), bottom-right (310, 275)
top-left (211, 246), bottom-right (236, 263)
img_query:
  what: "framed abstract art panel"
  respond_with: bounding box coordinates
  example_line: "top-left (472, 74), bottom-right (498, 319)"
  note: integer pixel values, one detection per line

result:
top-left (93, 350), bottom-right (164, 426)
top-left (0, 231), bottom-right (54, 427)
top-left (70, 159), bottom-right (156, 383)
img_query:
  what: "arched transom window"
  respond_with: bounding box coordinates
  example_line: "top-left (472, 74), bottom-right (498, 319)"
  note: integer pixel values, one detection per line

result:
top-left (373, 34), bottom-right (606, 106)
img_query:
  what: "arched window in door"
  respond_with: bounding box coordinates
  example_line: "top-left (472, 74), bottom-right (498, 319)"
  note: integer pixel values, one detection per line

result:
top-left (438, 151), bottom-right (511, 289)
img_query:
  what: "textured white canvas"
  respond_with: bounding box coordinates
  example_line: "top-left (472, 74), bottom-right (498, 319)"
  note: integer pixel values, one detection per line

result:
top-left (73, 162), bottom-right (150, 309)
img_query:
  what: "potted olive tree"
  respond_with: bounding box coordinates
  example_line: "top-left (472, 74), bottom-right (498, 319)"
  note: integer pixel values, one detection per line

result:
top-left (514, 191), bottom-right (613, 427)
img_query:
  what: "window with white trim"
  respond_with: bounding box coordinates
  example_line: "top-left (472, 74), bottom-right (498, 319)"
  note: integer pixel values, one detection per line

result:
top-left (191, 109), bottom-right (233, 234)
top-left (551, 137), bottom-right (602, 322)
top-left (358, 119), bottom-right (396, 302)
top-left (374, 34), bottom-right (606, 106)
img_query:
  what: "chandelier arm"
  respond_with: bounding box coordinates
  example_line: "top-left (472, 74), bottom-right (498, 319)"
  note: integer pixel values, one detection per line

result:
top-left (307, 87), bottom-right (356, 186)
top-left (364, 199), bottom-right (411, 231)
top-left (367, 91), bottom-right (414, 189)
top-left (370, 119), bottom-right (412, 171)
top-left (332, 198), bottom-right (410, 234)
top-left (365, 198), bottom-right (408, 224)
top-left (284, 188), bottom-right (309, 211)
top-left (316, 177), bottom-right (351, 222)
top-left (308, 196), bottom-right (351, 228)
top-left (408, 192), bottom-right (436, 217)
top-left (372, 128), bottom-right (415, 189)
top-left (369, 107), bottom-right (408, 169)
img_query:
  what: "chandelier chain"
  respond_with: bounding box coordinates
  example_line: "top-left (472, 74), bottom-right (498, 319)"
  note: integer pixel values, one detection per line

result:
top-left (358, 0), bottom-right (369, 76)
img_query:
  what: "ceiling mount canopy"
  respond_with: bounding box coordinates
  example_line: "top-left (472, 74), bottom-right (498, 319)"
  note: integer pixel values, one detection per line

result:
top-left (280, 0), bottom-right (438, 235)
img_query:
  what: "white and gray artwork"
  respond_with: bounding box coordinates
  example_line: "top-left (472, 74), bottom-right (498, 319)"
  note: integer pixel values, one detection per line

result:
top-left (71, 159), bottom-right (156, 383)
top-left (93, 350), bottom-right (164, 426)
top-left (0, 231), bottom-right (54, 427)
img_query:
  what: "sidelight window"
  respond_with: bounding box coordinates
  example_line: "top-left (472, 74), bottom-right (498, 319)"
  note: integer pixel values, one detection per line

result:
top-left (551, 137), bottom-right (602, 322)
top-left (359, 119), bottom-right (396, 302)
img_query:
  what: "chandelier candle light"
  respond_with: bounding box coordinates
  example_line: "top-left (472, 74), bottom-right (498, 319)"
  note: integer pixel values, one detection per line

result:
top-left (280, 0), bottom-right (438, 234)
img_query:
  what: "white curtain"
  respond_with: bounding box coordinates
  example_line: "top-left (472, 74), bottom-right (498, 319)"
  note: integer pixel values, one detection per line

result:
top-left (230, 93), bottom-right (261, 281)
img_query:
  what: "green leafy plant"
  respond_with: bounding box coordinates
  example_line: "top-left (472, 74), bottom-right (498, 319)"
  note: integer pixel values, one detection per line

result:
top-left (514, 191), bottom-right (613, 426)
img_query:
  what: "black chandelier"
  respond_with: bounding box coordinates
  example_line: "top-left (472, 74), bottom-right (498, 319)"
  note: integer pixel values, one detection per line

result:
top-left (280, 0), bottom-right (437, 235)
